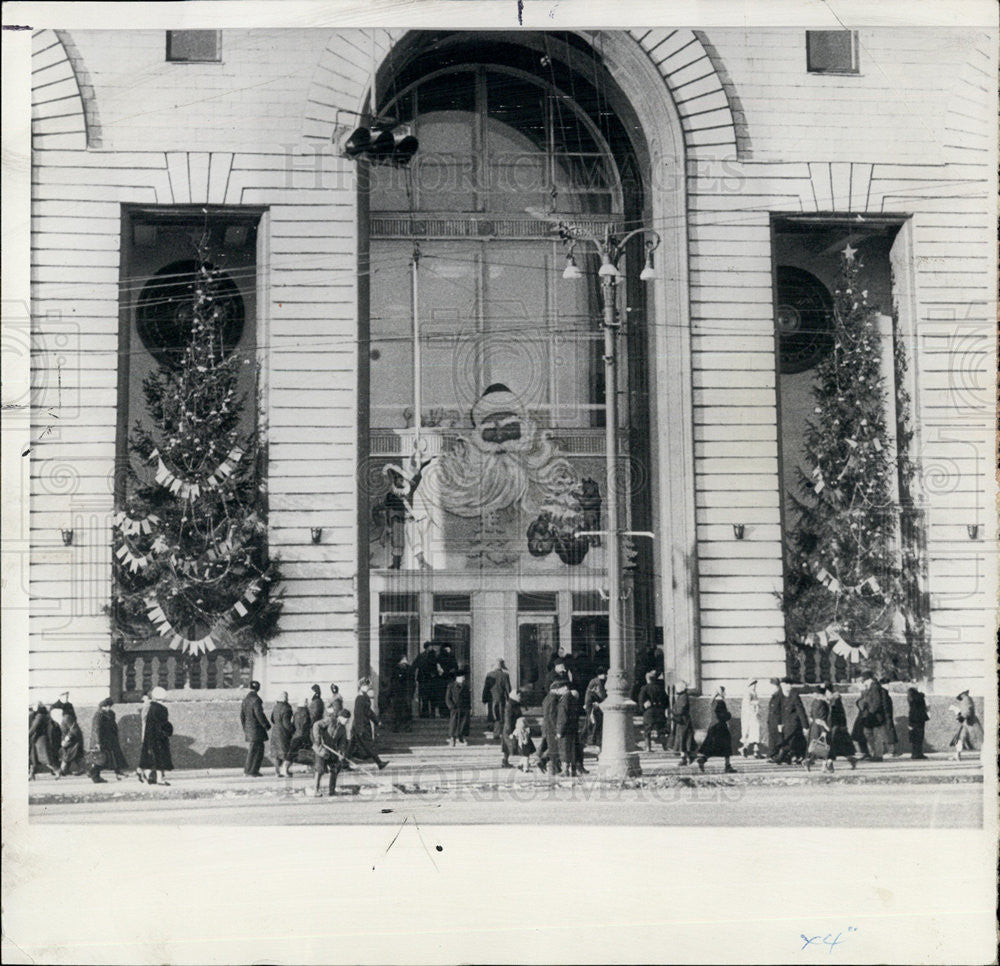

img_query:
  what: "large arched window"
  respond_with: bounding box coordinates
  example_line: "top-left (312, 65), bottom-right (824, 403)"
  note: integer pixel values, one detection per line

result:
top-left (368, 61), bottom-right (633, 431)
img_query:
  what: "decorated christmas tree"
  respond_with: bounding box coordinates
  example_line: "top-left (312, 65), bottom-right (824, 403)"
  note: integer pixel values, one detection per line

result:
top-left (111, 235), bottom-right (281, 662)
top-left (782, 245), bottom-right (919, 680)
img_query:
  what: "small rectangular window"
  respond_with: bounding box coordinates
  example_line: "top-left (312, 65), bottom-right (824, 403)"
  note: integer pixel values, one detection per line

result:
top-left (166, 30), bottom-right (221, 63)
top-left (432, 594), bottom-right (471, 613)
top-left (806, 30), bottom-right (859, 74)
top-left (517, 592), bottom-right (558, 613)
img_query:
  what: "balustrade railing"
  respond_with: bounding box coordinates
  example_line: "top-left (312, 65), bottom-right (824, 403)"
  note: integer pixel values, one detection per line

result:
top-left (119, 649), bottom-right (253, 700)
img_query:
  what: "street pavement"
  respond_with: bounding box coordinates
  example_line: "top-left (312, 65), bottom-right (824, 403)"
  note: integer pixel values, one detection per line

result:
top-left (28, 739), bottom-right (984, 826)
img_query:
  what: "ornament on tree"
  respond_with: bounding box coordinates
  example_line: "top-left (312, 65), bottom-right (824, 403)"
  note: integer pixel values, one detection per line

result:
top-left (111, 229), bottom-right (282, 659)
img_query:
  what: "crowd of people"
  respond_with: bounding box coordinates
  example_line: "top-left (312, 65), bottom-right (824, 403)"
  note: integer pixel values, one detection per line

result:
top-left (28, 670), bottom-right (984, 790)
top-left (28, 688), bottom-right (172, 784)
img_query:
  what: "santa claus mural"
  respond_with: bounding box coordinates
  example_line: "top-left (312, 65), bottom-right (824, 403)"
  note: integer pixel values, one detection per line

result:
top-left (382, 384), bottom-right (600, 570)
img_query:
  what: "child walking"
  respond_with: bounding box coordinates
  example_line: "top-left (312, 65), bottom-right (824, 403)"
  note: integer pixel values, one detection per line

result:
top-left (511, 716), bottom-right (537, 772)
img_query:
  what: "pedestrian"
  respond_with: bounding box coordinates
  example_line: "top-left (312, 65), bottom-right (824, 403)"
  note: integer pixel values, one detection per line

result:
top-left (637, 670), bottom-right (669, 752)
top-left (487, 658), bottom-right (511, 739)
top-left (544, 658), bottom-right (570, 694)
top-left (139, 687), bottom-right (173, 785)
top-left (879, 677), bottom-right (899, 756)
top-left (696, 687), bottom-right (737, 774)
top-left (57, 711), bottom-right (86, 777)
top-left (511, 716), bottom-right (537, 772)
top-left (739, 679), bottom-right (763, 758)
top-left (772, 678), bottom-right (809, 765)
top-left (413, 642), bottom-right (439, 718)
top-left (906, 687), bottom-right (929, 759)
top-left (446, 667), bottom-right (471, 746)
top-left (538, 678), bottom-right (564, 775)
top-left (240, 680), bottom-right (271, 777)
top-left (949, 689), bottom-right (983, 760)
top-left (270, 691), bottom-right (294, 777)
top-left (500, 689), bottom-right (524, 768)
top-left (667, 680), bottom-right (696, 766)
top-left (803, 698), bottom-right (833, 772)
top-left (819, 682), bottom-right (858, 768)
top-left (328, 683), bottom-right (345, 717)
top-left (390, 655), bottom-right (414, 732)
top-left (556, 680), bottom-right (586, 776)
top-left (28, 702), bottom-right (59, 779)
top-left (855, 673), bottom-right (888, 762)
top-left (312, 707), bottom-right (351, 797)
top-left (583, 668), bottom-right (607, 748)
top-left (88, 697), bottom-right (128, 783)
top-left (849, 683), bottom-right (871, 760)
top-left (766, 678), bottom-right (782, 757)
top-left (135, 693), bottom-right (152, 782)
top-left (308, 684), bottom-right (325, 724)
top-left (350, 680), bottom-right (388, 769)
top-left (287, 697), bottom-right (312, 767)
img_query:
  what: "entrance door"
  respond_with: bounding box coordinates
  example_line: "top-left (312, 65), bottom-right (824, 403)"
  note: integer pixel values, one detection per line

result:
top-left (517, 618), bottom-right (559, 707)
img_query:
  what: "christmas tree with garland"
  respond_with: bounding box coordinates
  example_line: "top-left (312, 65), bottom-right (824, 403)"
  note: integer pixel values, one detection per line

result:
top-left (781, 245), bottom-right (920, 681)
top-left (111, 236), bottom-right (281, 664)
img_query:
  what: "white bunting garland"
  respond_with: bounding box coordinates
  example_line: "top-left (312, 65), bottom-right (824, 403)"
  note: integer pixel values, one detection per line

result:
top-left (115, 541), bottom-right (153, 573)
top-left (149, 445), bottom-right (244, 500)
top-left (113, 511), bottom-right (160, 536)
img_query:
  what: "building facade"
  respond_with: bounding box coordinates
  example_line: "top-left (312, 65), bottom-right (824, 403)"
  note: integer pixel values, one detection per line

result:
top-left (28, 26), bottom-right (996, 707)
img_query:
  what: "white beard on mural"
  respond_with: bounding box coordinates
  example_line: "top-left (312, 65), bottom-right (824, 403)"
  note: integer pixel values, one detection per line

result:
top-left (403, 384), bottom-right (579, 570)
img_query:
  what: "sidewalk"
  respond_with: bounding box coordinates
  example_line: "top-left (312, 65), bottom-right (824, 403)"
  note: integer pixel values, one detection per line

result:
top-left (28, 745), bottom-right (984, 806)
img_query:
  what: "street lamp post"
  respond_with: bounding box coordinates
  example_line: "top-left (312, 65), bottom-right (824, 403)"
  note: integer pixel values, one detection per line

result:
top-left (559, 221), bottom-right (661, 779)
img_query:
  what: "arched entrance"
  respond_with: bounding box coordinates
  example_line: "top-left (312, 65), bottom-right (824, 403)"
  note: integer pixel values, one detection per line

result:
top-left (355, 31), bottom-right (697, 705)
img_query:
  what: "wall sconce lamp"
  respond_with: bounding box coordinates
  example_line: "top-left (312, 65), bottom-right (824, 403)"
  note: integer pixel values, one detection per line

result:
top-left (310, 527), bottom-right (323, 544)
top-left (732, 523), bottom-right (746, 540)
top-left (967, 524), bottom-right (980, 540)
top-left (60, 528), bottom-right (74, 546)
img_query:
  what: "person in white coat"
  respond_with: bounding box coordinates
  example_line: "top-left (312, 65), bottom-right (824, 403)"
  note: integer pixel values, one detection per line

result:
top-left (739, 679), bottom-right (763, 758)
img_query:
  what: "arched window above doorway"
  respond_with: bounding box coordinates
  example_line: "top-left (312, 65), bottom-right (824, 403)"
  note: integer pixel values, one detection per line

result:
top-left (370, 65), bottom-right (623, 217)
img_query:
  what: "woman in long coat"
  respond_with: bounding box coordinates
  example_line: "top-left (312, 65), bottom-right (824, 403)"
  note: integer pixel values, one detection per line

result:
top-left (637, 671), bottom-right (669, 752)
top-left (58, 713), bottom-right (87, 776)
top-left (822, 684), bottom-right (857, 765)
top-left (89, 698), bottom-right (129, 781)
top-left (270, 692), bottom-right (294, 777)
top-left (28, 703), bottom-right (59, 779)
top-left (287, 698), bottom-right (312, 766)
top-left (739, 679), bottom-right (762, 758)
top-left (696, 688), bottom-right (736, 774)
top-left (139, 687), bottom-right (174, 784)
top-left (667, 680), bottom-right (696, 766)
top-left (349, 682), bottom-right (388, 769)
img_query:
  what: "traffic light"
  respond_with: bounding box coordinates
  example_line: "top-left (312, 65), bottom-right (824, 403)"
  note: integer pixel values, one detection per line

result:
top-left (342, 124), bottom-right (418, 167)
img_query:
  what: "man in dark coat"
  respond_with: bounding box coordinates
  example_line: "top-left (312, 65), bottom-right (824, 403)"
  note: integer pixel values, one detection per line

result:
top-left (583, 670), bottom-right (608, 748)
top-left (856, 674), bottom-right (888, 761)
top-left (766, 679), bottom-right (782, 757)
top-left (446, 668), bottom-right (471, 746)
top-left (270, 691), bottom-right (294, 776)
top-left (308, 684), bottom-right (325, 724)
top-left (389, 655), bottom-right (414, 732)
top-left (907, 687), bottom-right (929, 759)
top-left (556, 682), bottom-right (585, 776)
top-left (487, 658), bottom-right (511, 739)
top-left (500, 689), bottom-right (524, 768)
top-left (349, 682), bottom-right (388, 768)
top-left (538, 678), bottom-right (564, 774)
top-left (139, 687), bottom-right (173, 784)
top-left (88, 697), bottom-right (128, 783)
top-left (413, 642), bottom-right (439, 718)
top-left (637, 670), bottom-right (670, 752)
top-left (773, 678), bottom-right (809, 764)
top-left (28, 703), bottom-right (59, 779)
top-left (436, 644), bottom-right (458, 717)
top-left (879, 677), bottom-right (898, 756)
top-left (240, 681), bottom-right (270, 777)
